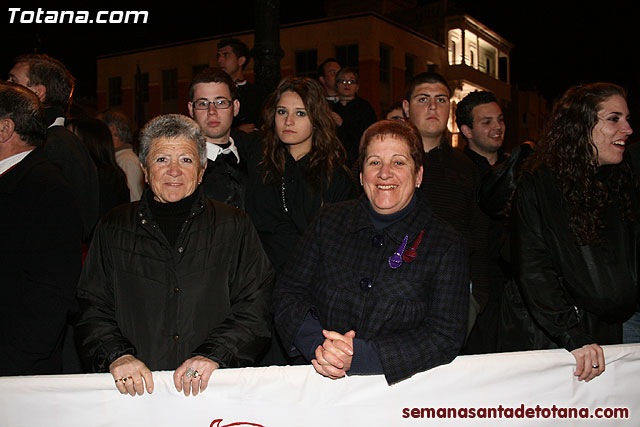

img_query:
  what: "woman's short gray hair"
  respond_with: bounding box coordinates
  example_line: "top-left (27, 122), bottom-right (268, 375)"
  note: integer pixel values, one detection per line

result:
top-left (138, 114), bottom-right (207, 168)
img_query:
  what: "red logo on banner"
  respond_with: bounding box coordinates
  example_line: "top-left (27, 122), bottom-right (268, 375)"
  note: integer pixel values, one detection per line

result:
top-left (210, 419), bottom-right (265, 427)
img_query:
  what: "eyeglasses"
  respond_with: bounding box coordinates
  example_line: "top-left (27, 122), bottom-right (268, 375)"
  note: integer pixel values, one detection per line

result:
top-left (192, 99), bottom-right (233, 110)
top-left (338, 79), bottom-right (358, 85)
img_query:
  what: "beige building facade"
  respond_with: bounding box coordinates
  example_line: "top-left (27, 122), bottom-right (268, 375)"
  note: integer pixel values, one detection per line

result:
top-left (97, 12), bottom-right (546, 147)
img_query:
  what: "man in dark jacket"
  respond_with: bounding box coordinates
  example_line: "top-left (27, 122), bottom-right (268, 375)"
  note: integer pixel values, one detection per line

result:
top-left (0, 82), bottom-right (83, 376)
top-left (457, 91), bottom-right (507, 170)
top-left (216, 38), bottom-right (264, 133)
top-left (8, 54), bottom-right (99, 240)
top-left (187, 67), bottom-right (247, 210)
top-left (403, 72), bottom-right (490, 339)
top-left (456, 90), bottom-right (508, 354)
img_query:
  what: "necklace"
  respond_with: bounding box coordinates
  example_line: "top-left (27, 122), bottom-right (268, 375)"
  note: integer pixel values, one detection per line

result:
top-left (280, 176), bottom-right (288, 213)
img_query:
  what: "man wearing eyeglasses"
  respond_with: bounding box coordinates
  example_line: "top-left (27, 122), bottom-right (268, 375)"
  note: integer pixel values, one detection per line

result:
top-left (187, 68), bottom-right (247, 210)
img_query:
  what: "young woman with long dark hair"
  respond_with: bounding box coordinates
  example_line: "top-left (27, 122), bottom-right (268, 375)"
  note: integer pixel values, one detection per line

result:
top-left (245, 77), bottom-right (356, 272)
top-left (502, 82), bottom-right (638, 382)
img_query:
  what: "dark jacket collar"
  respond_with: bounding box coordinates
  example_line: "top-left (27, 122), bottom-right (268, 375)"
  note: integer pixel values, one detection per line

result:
top-left (424, 135), bottom-right (452, 157)
top-left (346, 191), bottom-right (433, 245)
top-left (432, 134), bottom-right (451, 150)
top-left (463, 145), bottom-right (507, 171)
top-left (44, 106), bottom-right (65, 127)
top-left (0, 147), bottom-right (43, 194)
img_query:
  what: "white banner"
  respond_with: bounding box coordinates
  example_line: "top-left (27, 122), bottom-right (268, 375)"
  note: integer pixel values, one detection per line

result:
top-left (1, 345), bottom-right (638, 426)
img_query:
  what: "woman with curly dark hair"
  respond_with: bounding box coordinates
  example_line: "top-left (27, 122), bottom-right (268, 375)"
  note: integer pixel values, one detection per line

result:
top-left (501, 82), bottom-right (638, 382)
top-left (245, 77), bottom-right (356, 272)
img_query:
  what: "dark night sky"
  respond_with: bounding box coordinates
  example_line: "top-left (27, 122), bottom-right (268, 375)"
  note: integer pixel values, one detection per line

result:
top-left (2, 1), bottom-right (325, 99)
top-left (3, 1), bottom-right (638, 121)
top-left (461, 1), bottom-right (638, 102)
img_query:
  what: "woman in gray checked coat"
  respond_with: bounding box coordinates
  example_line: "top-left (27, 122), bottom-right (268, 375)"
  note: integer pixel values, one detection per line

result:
top-left (273, 119), bottom-right (470, 385)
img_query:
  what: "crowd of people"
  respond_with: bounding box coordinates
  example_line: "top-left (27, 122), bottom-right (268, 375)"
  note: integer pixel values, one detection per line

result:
top-left (1, 38), bottom-right (638, 395)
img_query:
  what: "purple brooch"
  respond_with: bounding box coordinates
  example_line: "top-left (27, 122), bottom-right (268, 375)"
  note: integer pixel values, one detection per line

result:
top-left (388, 234), bottom-right (409, 269)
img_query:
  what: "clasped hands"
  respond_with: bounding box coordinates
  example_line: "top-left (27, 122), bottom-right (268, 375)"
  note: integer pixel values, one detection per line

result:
top-left (109, 354), bottom-right (219, 397)
top-left (311, 329), bottom-right (356, 379)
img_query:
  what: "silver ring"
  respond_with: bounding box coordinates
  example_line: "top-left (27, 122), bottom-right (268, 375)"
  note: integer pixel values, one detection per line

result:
top-left (185, 366), bottom-right (196, 379)
top-left (592, 364), bottom-right (599, 369)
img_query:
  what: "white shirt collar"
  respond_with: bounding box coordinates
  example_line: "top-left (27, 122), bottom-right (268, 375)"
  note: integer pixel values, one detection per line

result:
top-left (48, 116), bottom-right (65, 128)
top-left (0, 149), bottom-right (34, 176)
top-left (206, 137), bottom-right (240, 164)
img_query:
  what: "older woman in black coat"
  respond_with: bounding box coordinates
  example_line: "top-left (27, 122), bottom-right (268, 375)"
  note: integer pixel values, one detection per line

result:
top-left (76, 114), bottom-right (273, 397)
top-left (273, 120), bottom-right (469, 384)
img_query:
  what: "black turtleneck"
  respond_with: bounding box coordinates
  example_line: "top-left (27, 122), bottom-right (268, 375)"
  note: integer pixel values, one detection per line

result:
top-left (147, 189), bottom-right (198, 247)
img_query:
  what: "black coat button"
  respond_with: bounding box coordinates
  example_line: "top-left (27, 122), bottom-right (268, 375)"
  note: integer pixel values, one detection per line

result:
top-left (359, 277), bottom-right (372, 290)
top-left (372, 235), bottom-right (384, 247)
